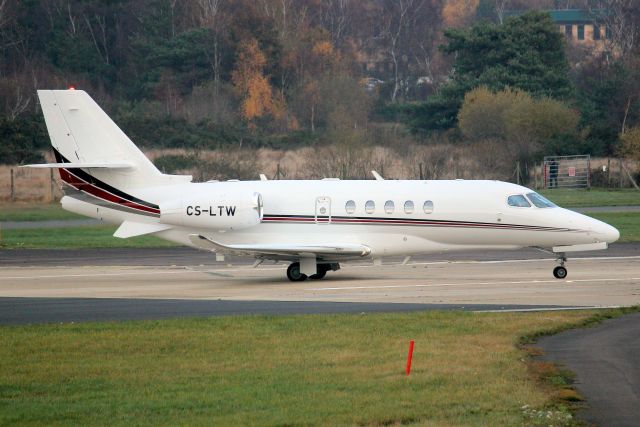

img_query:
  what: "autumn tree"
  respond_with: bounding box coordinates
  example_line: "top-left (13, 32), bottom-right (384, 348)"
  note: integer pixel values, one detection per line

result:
top-left (619, 126), bottom-right (640, 164)
top-left (231, 38), bottom-right (283, 127)
top-left (458, 86), bottom-right (582, 167)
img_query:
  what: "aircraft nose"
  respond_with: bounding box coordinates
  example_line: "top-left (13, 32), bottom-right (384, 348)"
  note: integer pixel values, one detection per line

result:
top-left (594, 220), bottom-right (620, 244)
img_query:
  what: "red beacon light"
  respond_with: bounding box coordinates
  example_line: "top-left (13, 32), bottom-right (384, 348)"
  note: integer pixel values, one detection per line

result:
top-left (68, 86), bottom-right (76, 90)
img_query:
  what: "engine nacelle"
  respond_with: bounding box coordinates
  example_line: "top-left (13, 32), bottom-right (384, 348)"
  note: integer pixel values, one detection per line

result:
top-left (160, 191), bottom-right (263, 231)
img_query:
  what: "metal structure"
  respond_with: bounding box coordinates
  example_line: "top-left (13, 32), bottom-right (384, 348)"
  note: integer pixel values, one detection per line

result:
top-left (543, 155), bottom-right (591, 189)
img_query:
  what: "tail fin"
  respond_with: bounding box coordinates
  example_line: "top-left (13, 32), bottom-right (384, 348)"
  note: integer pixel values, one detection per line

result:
top-left (37, 89), bottom-right (190, 189)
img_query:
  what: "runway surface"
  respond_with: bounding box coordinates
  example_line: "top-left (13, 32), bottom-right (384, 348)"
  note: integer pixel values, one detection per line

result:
top-left (539, 312), bottom-right (640, 427)
top-left (1, 244), bottom-right (638, 318)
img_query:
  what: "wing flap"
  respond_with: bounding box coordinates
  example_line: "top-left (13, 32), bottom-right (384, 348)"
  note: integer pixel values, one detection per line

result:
top-left (188, 234), bottom-right (371, 257)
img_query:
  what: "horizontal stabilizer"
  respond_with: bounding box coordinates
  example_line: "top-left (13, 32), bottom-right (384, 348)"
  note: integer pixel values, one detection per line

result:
top-left (552, 242), bottom-right (608, 253)
top-left (189, 234), bottom-right (371, 258)
top-left (114, 221), bottom-right (172, 238)
top-left (21, 162), bottom-right (134, 169)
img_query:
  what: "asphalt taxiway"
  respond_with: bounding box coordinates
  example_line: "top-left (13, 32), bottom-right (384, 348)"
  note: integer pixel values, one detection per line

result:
top-left (539, 312), bottom-right (640, 427)
top-left (1, 245), bottom-right (638, 320)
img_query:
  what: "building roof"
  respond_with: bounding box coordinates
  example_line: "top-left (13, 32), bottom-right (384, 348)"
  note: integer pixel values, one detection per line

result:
top-left (504, 9), bottom-right (607, 24)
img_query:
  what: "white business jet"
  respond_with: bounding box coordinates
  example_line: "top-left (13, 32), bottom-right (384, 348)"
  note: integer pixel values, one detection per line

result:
top-left (26, 90), bottom-right (619, 281)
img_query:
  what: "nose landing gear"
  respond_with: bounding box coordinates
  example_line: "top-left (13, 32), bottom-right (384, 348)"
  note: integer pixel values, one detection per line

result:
top-left (553, 254), bottom-right (567, 279)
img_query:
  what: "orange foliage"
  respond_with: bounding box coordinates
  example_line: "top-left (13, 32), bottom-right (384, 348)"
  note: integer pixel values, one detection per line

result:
top-left (232, 38), bottom-right (284, 123)
top-left (312, 40), bottom-right (334, 57)
top-left (442, 0), bottom-right (479, 27)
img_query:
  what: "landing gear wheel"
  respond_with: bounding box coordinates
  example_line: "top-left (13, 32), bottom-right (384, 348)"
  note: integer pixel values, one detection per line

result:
top-left (553, 266), bottom-right (567, 279)
top-left (287, 262), bottom-right (307, 282)
top-left (309, 266), bottom-right (328, 280)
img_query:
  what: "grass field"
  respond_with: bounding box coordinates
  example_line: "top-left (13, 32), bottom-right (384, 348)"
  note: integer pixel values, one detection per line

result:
top-left (584, 212), bottom-right (640, 243)
top-left (0, 203), bottom-right (82, 222)
top-left (540, 188), bottom-right (640, 207)
top-left (0, 225), bottom-right (177, 249)
top-left (3, 309), bottom-right (633, 426)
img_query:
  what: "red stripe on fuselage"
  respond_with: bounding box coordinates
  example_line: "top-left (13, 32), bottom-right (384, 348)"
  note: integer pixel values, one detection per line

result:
top-left (59, 168), bottom-right (160, 215)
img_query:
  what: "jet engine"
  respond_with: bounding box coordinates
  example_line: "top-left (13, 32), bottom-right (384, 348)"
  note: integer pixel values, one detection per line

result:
top-left (160, 191), bottom-right (263, 231)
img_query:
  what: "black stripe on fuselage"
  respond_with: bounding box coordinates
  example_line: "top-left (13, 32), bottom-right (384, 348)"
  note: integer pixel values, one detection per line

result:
top-left (53, 148), bottom-right (160, 213)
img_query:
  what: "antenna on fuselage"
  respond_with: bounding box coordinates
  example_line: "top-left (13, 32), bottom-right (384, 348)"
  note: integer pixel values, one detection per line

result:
top-left (371, 170), bottom-right (384, 180)
top-left (259, 174), bottom-right (268, 181)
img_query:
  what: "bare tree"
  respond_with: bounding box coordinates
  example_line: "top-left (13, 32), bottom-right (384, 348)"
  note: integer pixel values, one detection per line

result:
top-left (381, 0), bottom-right (416, 103)
top-left (495, 0), bottom-right (509, 24)
top-left (593, 0), bottom-right (639, 59)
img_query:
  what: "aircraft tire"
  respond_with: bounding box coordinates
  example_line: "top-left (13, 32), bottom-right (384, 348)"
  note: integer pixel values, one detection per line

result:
top-left (553, 266), bottom-right (567, 279)
top-left (309, 268), bottom-right (327, 280)
top-left (287, 262), bottom-right (308, 282)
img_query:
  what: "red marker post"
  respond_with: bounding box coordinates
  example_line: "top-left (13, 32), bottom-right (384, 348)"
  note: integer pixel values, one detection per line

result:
top-left (405, 340), bottom-right (415, 375)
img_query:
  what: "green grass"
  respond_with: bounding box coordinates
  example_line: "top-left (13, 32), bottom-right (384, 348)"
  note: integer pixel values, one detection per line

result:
top-left (584, 212), bottom-right (640, 243)
top-left (0, 225), bottom-right (178, 249)
top-left (0, 204), bottom-right (83, 222)
top-left (539, 188), bottom-right (640, 208)
top-left (0, 309), bottom-right (616, 426)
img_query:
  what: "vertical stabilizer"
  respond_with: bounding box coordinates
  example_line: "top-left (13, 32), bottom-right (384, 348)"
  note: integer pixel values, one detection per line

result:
top-left (38, 89), bottom-right (190, 189)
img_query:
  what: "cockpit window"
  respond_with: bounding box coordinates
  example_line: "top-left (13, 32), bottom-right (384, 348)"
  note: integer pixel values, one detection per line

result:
top-left (526, 192), bottom-right (556, 208)
top-left (507, 194), bottom-right (531, 208)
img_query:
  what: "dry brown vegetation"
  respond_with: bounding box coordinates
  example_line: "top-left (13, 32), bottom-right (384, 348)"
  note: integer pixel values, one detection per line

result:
top-left (2, 148), bottom-right (637, 203)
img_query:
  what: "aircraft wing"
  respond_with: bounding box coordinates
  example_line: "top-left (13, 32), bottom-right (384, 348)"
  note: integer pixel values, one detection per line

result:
top-left (188, 234), bottom-right (371, 258)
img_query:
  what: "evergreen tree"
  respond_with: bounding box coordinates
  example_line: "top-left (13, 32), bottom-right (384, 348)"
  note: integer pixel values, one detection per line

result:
top-left (408, 11), bottom-right (572, 133)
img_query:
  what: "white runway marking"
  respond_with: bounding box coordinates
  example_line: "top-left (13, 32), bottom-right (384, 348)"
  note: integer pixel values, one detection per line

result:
top-left (307, 277), bottom-right (640, 291)
top-left (474, 305), bottom-right (623, 313)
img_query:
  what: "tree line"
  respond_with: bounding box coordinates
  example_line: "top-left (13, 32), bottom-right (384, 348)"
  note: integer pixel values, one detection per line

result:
top-left (0, 0), bottom-right (639, 176)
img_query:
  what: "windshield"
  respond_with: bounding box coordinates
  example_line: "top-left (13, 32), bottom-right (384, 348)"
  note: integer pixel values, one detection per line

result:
top-left (526, 192), bottom-right (556, 208)
top-left (507, 194), bottom-right (531, 207)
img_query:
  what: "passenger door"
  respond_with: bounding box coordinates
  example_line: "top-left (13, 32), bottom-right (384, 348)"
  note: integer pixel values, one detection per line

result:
top-left (315, 197), bottom-right (331, 224)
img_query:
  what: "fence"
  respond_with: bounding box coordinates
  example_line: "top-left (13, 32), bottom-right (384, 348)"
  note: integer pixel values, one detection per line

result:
top-left (0, 166), bottom-right (63, 203)
top-left (543, 155), bottom-right (591, 189)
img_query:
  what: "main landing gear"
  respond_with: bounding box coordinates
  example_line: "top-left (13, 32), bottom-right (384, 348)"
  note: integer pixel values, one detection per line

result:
top-left (553, 254), bottom-right (568, 279)
top-left (286, 262), bottom-right (339, 282)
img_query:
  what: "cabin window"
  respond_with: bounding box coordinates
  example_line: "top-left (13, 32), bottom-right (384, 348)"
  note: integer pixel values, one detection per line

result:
top-left (345, 200), bottom-right (356, 214)
top-left (404, 200), bottom-right (414, 214)
top-left (365, 200), bottom-right (375, 214)
top-left (526, 192), bottom-right (556, 208)
top-left (423, 200), bottom-right (434, 214)
top-left (384, 200), bottom-right (395, 214)
top-left (577, 25), bottom-right (585, 40)
top-left (507, 194), bottom-right (531, 208)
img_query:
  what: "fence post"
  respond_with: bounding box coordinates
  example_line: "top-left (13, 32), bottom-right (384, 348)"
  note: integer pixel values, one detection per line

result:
top-left (49, 169), bottom-right (55, 203)
top-left (619, 158), bottom-right (624, 188)
top-left (10, 168), bottom-right (15, 202)
top-left (607, 158), bottom-right (611, 188)
top-left (515, 161), bottom-right (521, 185)
top-left (276, 163), bottom-right (281, 180)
